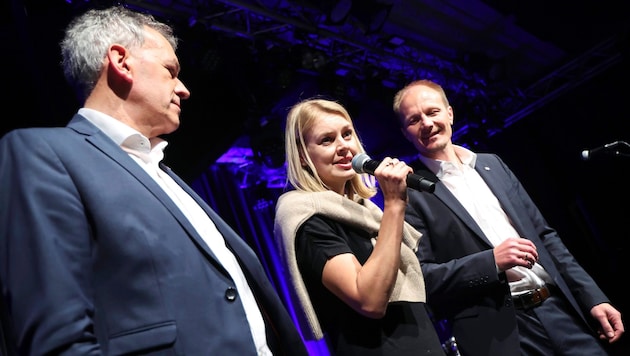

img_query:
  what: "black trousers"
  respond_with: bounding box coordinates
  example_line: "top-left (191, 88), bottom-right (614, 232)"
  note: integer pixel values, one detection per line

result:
top-left (515, 287), bottom-right (609, 356)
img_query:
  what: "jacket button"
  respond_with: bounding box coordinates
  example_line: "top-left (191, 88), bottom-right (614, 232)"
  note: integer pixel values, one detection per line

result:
top-left (225, 287), bottom-right (238, 302)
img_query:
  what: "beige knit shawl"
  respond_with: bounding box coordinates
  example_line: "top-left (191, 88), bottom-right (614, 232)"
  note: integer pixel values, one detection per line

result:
top-left (273, 190), bottom-right (426, 340)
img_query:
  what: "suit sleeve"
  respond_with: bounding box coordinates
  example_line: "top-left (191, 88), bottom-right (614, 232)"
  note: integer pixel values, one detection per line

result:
top-left (0, 130), bottom-right (100, 355)
top-left (490, 155), bottom-right (609, 312)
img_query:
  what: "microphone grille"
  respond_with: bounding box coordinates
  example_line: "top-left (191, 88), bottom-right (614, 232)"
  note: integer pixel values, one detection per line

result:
top-left (351, 153), bottom-right (370, 173)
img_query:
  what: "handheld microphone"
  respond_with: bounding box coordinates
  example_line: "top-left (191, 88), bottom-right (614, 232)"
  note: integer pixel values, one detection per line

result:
top-left (351, 153), bottom-right (435, 193)
top-left (581, 141), bottom-right (622, 160)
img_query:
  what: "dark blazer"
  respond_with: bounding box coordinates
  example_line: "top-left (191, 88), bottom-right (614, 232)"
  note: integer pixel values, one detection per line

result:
top-left (0, 115), bottom-right (307, 355)
top-left (405, 153), bottom-right (609, 356)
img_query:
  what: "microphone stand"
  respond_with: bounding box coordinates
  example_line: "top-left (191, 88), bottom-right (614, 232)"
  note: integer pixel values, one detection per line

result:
top-left (607, 141), bottom-right (630, 158)
top-left (583, 140), bottom-right (630, 160)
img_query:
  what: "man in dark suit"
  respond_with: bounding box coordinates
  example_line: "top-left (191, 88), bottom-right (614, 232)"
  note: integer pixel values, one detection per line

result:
top-left (392, 79), bottom-right (624, 355)
top-left (0, 6), bottom-right (307, 355)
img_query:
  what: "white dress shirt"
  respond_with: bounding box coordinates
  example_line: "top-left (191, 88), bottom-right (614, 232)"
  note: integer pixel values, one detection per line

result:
top-left (419, 145), bottom-right (553, 296)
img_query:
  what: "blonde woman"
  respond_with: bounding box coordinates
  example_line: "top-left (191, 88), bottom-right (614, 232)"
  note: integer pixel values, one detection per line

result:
top-left (274, 98), bottom-right (445, 355)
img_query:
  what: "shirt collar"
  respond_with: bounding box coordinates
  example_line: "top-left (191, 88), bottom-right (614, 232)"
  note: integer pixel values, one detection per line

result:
top-left (78, 108), bottom-right (168, 164)
top-left (417, 144), bottom-right (477, 178)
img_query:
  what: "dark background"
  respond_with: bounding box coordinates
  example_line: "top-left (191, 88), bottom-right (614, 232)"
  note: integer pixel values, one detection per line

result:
top-left (3, 0), bottom-right (629, 353)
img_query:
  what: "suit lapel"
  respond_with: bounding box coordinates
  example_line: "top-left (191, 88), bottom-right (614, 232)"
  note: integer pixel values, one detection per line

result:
top-left (434, 183), bottom-right (493, 246)
top-left (411, 160), bottom-right (493, 247)
top-left (160, 163), bottom-right (261, 273)
top-left (474, 155), bottom-right (527, 237)
top-left (69, 116), bottom-right (226, 264)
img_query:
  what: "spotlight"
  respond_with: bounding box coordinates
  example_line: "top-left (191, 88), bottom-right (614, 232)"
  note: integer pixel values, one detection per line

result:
top-left (299, 0), bottom-right (353, 24)
top-left (301, 49), bottom-right (328, 71)
top-left (351, 1), bottom-right (393, 35)
top-left (327, 0), bottom-right (353, 24)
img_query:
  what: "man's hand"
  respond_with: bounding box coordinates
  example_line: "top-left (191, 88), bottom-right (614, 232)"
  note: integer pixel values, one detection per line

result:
top-left (591, 303), bottom-right (624, 343)
top-left (493, 237), bottom-right (538, 272)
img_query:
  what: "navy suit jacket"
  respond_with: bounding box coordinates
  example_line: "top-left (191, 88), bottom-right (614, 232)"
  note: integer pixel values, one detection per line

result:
top-left (405, 153), bottom-right (609, 356)
top-left (0, 115), bottom-right (307, 355)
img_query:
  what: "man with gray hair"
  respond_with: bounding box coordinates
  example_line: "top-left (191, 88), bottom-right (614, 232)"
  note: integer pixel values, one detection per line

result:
top-left (0, 6), bottom-right (308, 355)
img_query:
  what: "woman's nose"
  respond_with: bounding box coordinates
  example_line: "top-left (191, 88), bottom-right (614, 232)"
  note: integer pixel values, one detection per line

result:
top-left (337, 138), bottom-right (350, 151)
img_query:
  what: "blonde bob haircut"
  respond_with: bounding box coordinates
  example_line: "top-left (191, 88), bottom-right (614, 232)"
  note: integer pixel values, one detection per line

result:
top-left (284, 98), bottom-right (377, 200)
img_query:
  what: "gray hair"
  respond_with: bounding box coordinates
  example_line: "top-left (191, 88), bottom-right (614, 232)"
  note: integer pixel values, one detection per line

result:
top-left (60, 6), bottom-right (177, 102)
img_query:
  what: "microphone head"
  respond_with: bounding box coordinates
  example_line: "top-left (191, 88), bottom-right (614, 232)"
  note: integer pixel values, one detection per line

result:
top-left (581, 150), bottom-right (589, 161)
top-left (351, 153), bottom-right (371, 173)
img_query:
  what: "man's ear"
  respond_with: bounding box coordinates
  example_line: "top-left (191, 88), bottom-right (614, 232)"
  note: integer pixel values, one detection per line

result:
top-left (107, 44), bottom-right (132, 83)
